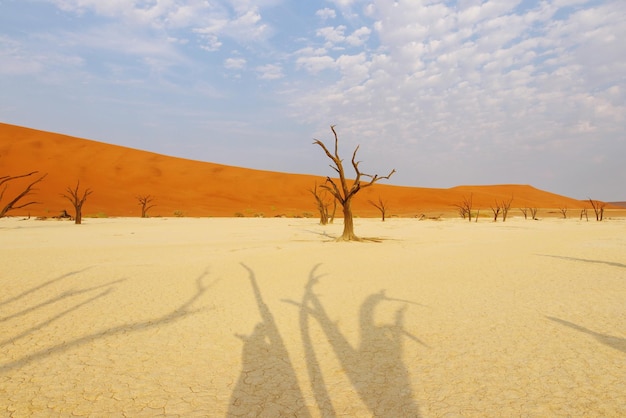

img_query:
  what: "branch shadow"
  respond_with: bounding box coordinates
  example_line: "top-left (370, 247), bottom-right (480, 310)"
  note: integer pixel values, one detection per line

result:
top-left (285, 264), bottom-right (424, 417)
top-left (227, 264), bottom-right (311, 417)
top-left (0, 268), bottom-right (91, 308)
top-left (0, 271), bottom-right (215, 373)
top-left (539, 255), bottom-right (626, 269)
top-left (546, 316), bottom-right (626, 354)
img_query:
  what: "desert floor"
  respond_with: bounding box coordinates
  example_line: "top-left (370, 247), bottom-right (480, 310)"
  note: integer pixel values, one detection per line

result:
top-left (1, 216), bottom-right (625, 417)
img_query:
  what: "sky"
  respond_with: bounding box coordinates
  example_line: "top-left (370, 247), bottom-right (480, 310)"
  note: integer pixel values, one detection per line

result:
top-left (1, 0), bottom-right (625, 201)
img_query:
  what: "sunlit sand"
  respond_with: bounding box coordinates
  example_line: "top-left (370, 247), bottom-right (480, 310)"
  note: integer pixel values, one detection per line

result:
top-left (1, 216), bottom-right (624, 417)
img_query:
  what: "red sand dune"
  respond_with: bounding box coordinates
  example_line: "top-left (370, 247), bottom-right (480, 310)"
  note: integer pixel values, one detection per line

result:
top-left (0, 122), bottom-right (619, 218)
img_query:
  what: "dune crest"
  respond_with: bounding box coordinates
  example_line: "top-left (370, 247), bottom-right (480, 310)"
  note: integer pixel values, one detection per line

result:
top-left (0, 122), bottom-right (615, 218)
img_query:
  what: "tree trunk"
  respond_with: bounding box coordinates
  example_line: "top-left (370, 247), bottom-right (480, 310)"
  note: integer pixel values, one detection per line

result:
top-left (75, 203), bottom-right (82, 224)
top-left (340, 199), bottom-right (357, 241)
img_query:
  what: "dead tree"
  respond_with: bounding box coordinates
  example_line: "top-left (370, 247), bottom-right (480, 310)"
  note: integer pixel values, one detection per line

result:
top-left (368, 197), bottom-right (388, 221)
top-left (501, 197), bottom-right (513, 222)
top-left (310, 184), bottom-right (331, 225)
top-left (588, 198), bottom-right (605, 221)
top-left (137, 194), bottom-right (156, 218)
top-left (580, 208), bottom-right (588, 221)
top-left (313, 126), bottom-right (395, 241)
top-left (529, 207), bottom-right (539, 220)
top-left (490, 202), bottom-right (501, 222)
top-left (61, 181), bottom-right (93, 224)
top-left (559, 207), bottom-right (568, 219)
top-left (0, 171), bottom-right (47, 217)
top-left (519, 207), bottom-right (529, 220)
top-left (454, 194), bottom-right (474, 222)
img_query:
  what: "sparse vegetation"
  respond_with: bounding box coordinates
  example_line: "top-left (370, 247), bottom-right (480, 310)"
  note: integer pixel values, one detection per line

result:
top-left (559, 207), bottom-right (568, 219)
top-left (313, 125), bottom-right (395, 241)
top-left (61, 181), bottom-right (93, 224)
top-left (0, 171), bottom-right (47, 217)
top-left (173, 210), bottom-right (184, 217)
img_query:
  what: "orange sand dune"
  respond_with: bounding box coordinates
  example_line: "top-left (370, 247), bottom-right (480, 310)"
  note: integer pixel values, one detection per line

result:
top-left (0, 122), bottom-right (618, 218)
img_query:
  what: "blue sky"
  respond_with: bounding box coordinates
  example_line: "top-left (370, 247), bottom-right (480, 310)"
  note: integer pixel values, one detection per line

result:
top-left (1, 0), bottom-right (624, 201)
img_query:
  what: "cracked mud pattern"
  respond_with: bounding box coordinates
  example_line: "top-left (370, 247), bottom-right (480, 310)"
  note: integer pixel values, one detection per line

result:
top-left (1, 218), bottom-right (625, 417)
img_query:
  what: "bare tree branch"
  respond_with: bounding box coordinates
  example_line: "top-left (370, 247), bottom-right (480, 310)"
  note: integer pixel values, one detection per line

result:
top-left (313, 126), bottom-right (395, 241)
top-left (0, 172), bottom-right (47, 217)
top-left (61, 181), bottom-right (93, 224)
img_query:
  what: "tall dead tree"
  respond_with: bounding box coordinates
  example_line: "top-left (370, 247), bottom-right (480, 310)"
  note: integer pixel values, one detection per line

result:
top-left (0, 171), bottom-right (47, 217)
top-left (62, 181), bottom-right (93, 224)
top-left (313, 126), bottom-right (395, 241)
top-left (588, 198), bottom-right (605, 221)
top-left (368, 196), bottom-right (388, 221)
top-left (137, 194), bottom-right (156, 218)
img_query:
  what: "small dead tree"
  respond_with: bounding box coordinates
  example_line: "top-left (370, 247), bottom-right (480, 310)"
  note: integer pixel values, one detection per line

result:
top-left (588, 198), bottom-right (605, 221)
top-left (313, 125), bottom-right (395, 241)
top-left (0, 171), bottom-right (47, 217)
top-left (529, 207), bottom-right (539, 220)
top-left (310, 184), bottom-right (331, 225)
top-left (490, 202), bottom-right (501, 222)
top-left (519, 207), bottom-right (529, 220)
top-left (61, 181), bottom-right (93, 224)
top-left (454, 194), bottom-right (474, 222)
top-left (558, 207), bottom-right (568, 219)
top-left (580, 208), bottom-right (588, 221)
top-left (137, 194), bottom-right (156, 218)
top-left (501, 197), bottom-right (513, 222)
top-left (368, 196), bottom-right (388, 221)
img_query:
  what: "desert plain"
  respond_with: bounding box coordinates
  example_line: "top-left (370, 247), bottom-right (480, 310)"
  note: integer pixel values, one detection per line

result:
top-left (1, 215), bottom-right (625, 417)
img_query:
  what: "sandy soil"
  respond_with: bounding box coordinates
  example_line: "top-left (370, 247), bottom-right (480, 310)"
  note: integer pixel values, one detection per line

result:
top-left (1, 216), bottom-right (624, 417)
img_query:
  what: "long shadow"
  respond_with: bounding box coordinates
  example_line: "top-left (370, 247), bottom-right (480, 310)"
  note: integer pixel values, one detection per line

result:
top-left (0, 278), bottom-right (126, 324)
top-left (0, 268), bottom-right (90, 308)
top-left (0, 271), bottom-right (214, 373)
top-left (547, 316), bottom-right (626, 354)
top-left (286, 265), bottom-right (423, 417)
top-left (539, 255), bottom-right (626, 269)
top-left (227, 264), bottom-right (311, 417)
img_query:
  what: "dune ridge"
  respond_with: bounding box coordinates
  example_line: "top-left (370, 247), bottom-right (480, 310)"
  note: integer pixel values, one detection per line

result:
top-left (0, 122), bottom-right (619, 218)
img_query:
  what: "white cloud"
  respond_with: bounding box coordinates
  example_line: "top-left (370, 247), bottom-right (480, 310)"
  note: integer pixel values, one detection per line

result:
top-left (256, 63), bottom-right (284, 79)
top-left (224, 57), bottom-right (247, 70)
top-left (316, 8), bottom-right (336, 20)
top-left (291, 0), bottom-right (626, 171)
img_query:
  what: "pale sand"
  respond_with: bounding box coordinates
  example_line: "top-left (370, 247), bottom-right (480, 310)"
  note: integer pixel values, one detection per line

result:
top-left (1, 217), bottom-right (624, 417)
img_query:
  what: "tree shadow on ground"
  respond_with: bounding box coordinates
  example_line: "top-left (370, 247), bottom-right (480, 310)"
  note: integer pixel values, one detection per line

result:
top-left (539, 255), bottom-right (626, 269)
top-left (0, 268), bottom-right (90, 308)
top-left (0, 270), bottom-right (215, 373)
top-left (227, 264), bottom-right (311, 417)
top-left (285, 264), bottom-right (424, 417)
top-left (547, 316), bottom-right (626, 354)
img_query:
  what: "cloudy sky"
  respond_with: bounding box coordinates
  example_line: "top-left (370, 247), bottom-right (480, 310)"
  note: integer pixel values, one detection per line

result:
top-left (1, 0), bottom-right (624, 200)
